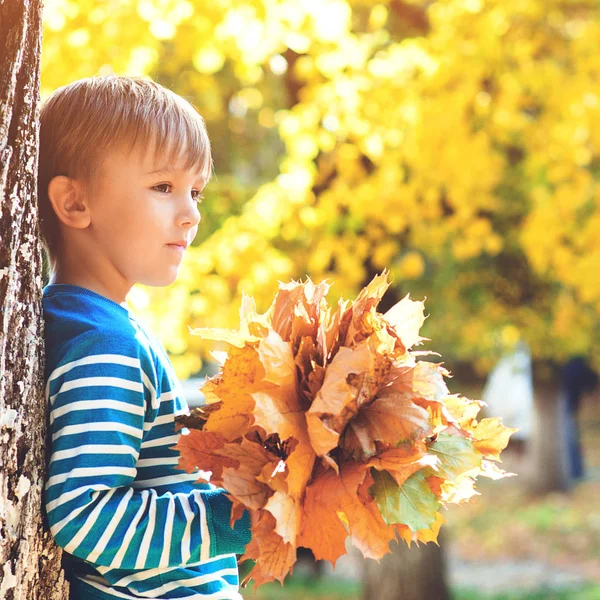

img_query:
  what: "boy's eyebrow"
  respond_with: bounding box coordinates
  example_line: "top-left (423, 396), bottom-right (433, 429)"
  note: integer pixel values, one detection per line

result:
top-left (146, 167), bottom-right (207, 183)
top-left (145, 168), bottom-right (172, 175)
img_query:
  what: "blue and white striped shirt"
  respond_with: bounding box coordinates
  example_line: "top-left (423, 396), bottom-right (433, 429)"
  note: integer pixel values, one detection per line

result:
top-left (42, 284), bottom-right (251, 599)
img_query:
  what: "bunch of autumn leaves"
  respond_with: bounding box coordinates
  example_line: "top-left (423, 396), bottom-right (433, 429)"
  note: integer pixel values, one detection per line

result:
top-left (175, 271), bottom-right (516, 586)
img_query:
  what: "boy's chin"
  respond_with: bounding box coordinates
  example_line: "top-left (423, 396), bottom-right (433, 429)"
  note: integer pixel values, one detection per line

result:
top-left (140, 270), bottom-right (180, 287)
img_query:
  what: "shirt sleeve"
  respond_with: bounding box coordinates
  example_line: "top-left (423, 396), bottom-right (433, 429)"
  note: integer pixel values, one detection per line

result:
top-left (44, 330), bottom-right (251, 572)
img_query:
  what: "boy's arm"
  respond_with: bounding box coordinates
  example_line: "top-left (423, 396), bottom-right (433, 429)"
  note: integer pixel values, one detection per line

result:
top-left (44, 330), bottom-right (251, 572)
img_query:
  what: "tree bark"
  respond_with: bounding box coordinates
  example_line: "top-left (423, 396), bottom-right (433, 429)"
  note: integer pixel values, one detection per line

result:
top-left (0, 1), bottom-right (68, 598)
top-left (363, 530), bottom-right (450, 600)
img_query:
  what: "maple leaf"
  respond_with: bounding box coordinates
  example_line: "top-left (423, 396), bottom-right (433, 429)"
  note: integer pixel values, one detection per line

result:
top-left (370, 469), bottom-right (440, 532)
top-left (383, 293), bottom-right (428, 350)
top-left (251, 330), bottom-right (301, 437)
top-left (367, 443), bottom-right (437, 486)
top-left (299, 463), bottom-right (396, 564)
top-left (174, 429), bottom-right (233, 482)
top-left (443, 394), bottom-right (485, 428)
top-left (306, 342), bottom-right (374, 456)
top-left (179, 271), bottom-right (515, 586)
top-left (427, 433), bottom-right (483, 480)
top-left (440, 473), bottom-right (481, 504)
top-left (342, 391), bottom-right (431, 458)
top-left (200, 344), bottom-right (267, 441)
top-left (219, 440), bottom-right (279, 510)
top-left (344, 272), bottom-right (391, 346)
top-left (390, 361), bottom-right (451, 400)
top-left (468, 417), bottom-right (519, 461)
top-left (242, 510), bottom-right (296, 586)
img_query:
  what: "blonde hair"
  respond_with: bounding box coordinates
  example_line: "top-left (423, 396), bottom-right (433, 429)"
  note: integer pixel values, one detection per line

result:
top-left (37, 75), bottom-right (213, 276)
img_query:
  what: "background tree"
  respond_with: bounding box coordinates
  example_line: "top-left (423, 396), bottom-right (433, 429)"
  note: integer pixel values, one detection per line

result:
top-left (0, 0), bottom-right (68, 598)
top-left (40, 0), bottom-right (600, 375)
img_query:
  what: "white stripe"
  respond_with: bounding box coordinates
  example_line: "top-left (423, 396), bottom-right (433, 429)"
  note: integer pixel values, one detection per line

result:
top-left (50, 444), bottom-right (138, 464)
top-left (136, 456), bottom-right (179, 468)
top-left (64, 488), bottom-right (118, 554)
top-left (159, 495), bottom-right (175, 568)
top-left (87, 488), bottom-right (135, 563)
top-left (194, 489), bottom-right (211, 561)
top-left (140, 434), bottom-right (179, 449)
top-left (141, 370), bottom-right (158, 411)
top-left (144, 568), bottom-right (240, 596)
top-left (51, 399), bottom-right (144, 425)
top-left (52, 422), bottom-right (142, 442)
top-left (110, 556), bottom-right (181, 586)
top-left (159, 389), bottom-right (178, 402)
top-left (134, 489), bottom-right (157, 569)
top-left (144, 568), bottom-right (238, 598)
top-left (49, 376), bottom-right (144, 406)
top-left (46, 466), bottom-right (137, 488)
top-left (48, 354), bottom-right (140, 383)
top-left (50, 491), bottom-right (100, 538)
top-left (180, 494), bottom-right (194, 563)
top-left (106, 489), bottom-right (150, 570)
top-left (131, 473), bottom-right (204, 488)
top-left (143, 413), bottom-right (175, 432)
top-left (46, 484), bottom-right (110, 512)
top-left (82, 574), bottom-right (243, 600)
top-left (78, 577), bottom-right (143, 599)
top-left (104, 552), bottom-right (228, 581)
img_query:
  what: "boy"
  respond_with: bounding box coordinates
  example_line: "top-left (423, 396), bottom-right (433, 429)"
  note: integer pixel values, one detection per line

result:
top-left (38, 75), bottom-right (251, 599)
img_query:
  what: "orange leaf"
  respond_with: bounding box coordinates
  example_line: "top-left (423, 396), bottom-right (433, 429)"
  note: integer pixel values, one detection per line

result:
top-left (342, 392), bottom-right (430, 457)
top-left (298, 470), bottom-right (354, 565)
top-left (415, 511), bottom-right (445, 545)
top-left (201, 344), bottom-right (267, 440)
top-left (284, 439), bottom-right (317, 499)
top-left (345, 272), bottom-right (392, 346)
top-left (299, 464), bottom-right (396, 564)
top-left (368, 443), bottom-right (435, 486)
top-left (265, 490), bottom-right (300, 545)
top-left (221, 465), bottom-right (273, 511)
top-left (242, 510), bottom-right (296, 586)
top-left (251, 330), bottom-right (303, 440)
top-left (307, 342), bottom-right (374, 456)
top-left (173, 429), bottom-right (234, 481)
top-left (426, 475), bottom-right (445, 498)
top-left (469, 417), bottom-right (519, 461)
top-left (383, 294), bottom-right (427, 350)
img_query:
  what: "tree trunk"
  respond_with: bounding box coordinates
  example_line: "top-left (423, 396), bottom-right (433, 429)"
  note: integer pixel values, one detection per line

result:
top-left (528, 366), bottom-right (571, 494)
top-left (0, 1), bottom-right (68, 598)
top-left (363, 530), bottom-right (450, 600)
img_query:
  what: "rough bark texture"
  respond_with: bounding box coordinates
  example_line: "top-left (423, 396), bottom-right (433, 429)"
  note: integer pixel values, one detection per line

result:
top-left (363, 531), bottom-right (450, 600)
top-left (0, 0), bottom-right (69, 598)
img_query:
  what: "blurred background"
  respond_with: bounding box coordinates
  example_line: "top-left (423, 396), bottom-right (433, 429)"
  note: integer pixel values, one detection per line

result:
top-left (41, 0), bottom-right (600, 598)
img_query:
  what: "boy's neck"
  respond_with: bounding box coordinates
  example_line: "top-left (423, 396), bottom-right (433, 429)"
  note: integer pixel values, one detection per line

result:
top-left (50, 271), bottom-right (131, 310)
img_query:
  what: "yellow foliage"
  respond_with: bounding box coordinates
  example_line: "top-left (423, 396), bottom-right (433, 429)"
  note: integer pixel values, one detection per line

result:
top-left (42, 0), bottom-right (600, 376)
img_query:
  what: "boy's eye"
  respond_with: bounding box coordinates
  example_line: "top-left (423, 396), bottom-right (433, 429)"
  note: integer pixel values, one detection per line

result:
top-left (153, 184), bottom-right (204, 204)
top-left (191, 189), bottom-right (204, 204)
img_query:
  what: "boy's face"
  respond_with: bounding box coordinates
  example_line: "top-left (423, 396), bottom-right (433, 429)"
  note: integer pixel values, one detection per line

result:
top-left (83, 140), bottom-right (204, 292)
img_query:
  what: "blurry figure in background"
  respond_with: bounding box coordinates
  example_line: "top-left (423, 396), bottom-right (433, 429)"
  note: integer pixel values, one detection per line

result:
top-left (482, 340), bottom-right (534, 455)
top-left (560, 357), bottom-right (598, 481)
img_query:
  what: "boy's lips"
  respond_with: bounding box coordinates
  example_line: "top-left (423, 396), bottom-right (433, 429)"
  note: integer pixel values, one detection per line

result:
top-left (166, 240), bottom-right (188, 249)
top-left (166, 241), bottom-right (187, 257)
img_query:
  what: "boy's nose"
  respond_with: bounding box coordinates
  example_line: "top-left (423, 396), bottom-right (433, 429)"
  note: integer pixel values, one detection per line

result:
top-left (179, 197), bottom-right (201, 227)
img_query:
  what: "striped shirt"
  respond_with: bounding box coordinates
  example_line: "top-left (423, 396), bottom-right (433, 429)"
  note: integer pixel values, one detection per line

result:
top-left (42, 284), bottom-right (251, 600)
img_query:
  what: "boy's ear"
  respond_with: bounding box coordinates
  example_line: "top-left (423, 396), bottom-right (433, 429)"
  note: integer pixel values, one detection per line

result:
top-left (47, 176), bottom-right (91, 229)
